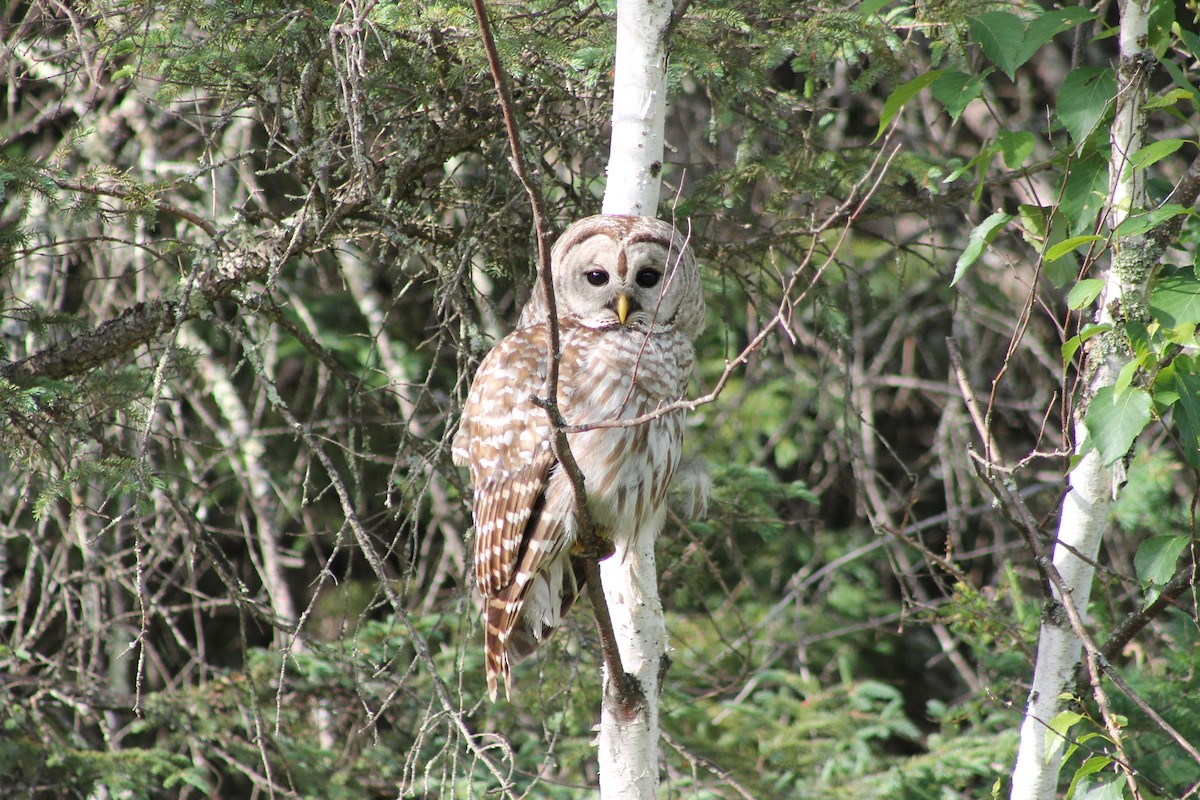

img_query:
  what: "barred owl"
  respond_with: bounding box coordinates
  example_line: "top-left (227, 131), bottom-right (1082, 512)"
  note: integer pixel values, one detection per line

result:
top-left (452, 215), bottom-right (705, 701)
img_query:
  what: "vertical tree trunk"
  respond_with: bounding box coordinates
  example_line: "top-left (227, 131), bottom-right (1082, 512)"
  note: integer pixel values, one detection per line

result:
top-left (601, 0), bottom-right (672, 218)
top-left (1009, 1), bottom-right (1151, 797)
top-left (598, 1), bottom-right (674, 797)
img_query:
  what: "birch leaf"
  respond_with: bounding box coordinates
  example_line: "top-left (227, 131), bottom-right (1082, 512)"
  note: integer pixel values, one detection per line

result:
top-left (1061, 323), bottom-right (1110, 364)
top-left (1044, 234), bottom-right (1103, 262)
top-left (1171, 369), bottom-right (1200, 467)
top-left (1135, 535), bottom-right (1189, 594)
top-left (997, 129), bottom-right (1035, 168)
top-left (1149, 271), bottom-right (1200, 327)
top-left (932, 70), bottom-right (990, 122)
top-left (1125, 138), bottom-right (1185, 173)
top-left (1084, 385), bottom-right (1152, 466)
top-left (1115, 204), bottom-right (1189, 237)
top-left (1066, 278), bottom-right (1104, 310)
top-left (875, 70), bottom-right (946, 142)
top-left (952, 211), bottom-right (1012, 285)
top-left (1021, 8), bottom-right (1094, 65)
top-left (1057, 67), bottom-right (1116, 147)
top-left (969, 12), bottom-right (1026, 80)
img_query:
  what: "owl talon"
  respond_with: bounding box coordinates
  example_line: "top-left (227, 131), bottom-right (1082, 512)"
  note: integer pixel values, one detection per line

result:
top-left (571, 529), bottom-right (615, 560)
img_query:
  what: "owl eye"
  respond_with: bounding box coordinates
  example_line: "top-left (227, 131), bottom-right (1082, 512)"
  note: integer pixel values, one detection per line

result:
top-left (635, 268), bottom-right (662, 288)
top-left (585, 269), bottom-right (609, 286)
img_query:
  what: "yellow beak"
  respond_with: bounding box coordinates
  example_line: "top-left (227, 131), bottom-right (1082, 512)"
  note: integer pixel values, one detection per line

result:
top-left (616, 294), bottom-right (630, 325)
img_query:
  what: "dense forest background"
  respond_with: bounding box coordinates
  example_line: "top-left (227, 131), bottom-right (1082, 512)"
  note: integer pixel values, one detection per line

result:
top-left (3, 0), bottom-right (1200, 797)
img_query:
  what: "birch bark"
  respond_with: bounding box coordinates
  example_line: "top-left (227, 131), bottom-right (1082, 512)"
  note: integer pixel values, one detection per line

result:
top-left (1009, 2), bottom-right (1151, 797)
top-left (597, 0), bottom-right (674, 797)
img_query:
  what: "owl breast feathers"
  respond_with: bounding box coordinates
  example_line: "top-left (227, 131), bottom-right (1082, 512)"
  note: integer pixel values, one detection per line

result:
top-left (452, 215), bottom-right (705, 701)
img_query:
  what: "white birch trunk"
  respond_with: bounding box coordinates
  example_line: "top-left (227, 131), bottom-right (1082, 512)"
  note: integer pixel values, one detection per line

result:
top-left (1009, 2), bottom-right (1150, 797)
top-left (598, 0), bottom-right (673, 797)
top-left (598, 518), bottom-right (668, 800)
top-left (601, 0), bottom-right (672, 218)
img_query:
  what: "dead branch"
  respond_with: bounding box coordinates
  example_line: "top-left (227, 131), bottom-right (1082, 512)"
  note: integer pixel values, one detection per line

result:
top-left (1, 226), bottom-right (294, 384)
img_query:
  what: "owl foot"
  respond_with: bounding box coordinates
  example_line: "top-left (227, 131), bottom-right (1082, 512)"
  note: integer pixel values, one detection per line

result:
top-left (572, 528), bottom-right (615, 560)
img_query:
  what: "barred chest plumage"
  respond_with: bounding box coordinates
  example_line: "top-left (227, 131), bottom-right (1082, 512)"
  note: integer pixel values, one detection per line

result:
top-left (552, 321), bottom-right (693, 546)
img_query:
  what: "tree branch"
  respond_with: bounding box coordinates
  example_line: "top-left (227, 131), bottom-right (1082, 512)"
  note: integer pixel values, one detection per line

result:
top-left (1, 229), bottom-right (295, 384)
top-left (1099, 553), bottom-right (1200, 664)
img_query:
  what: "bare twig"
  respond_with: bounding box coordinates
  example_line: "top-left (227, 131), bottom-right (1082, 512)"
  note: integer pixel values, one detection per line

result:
top-left (661, 728), bottom-right (760, 800)
top-left (229, 318), bottom-right (521, 800)
top-left (53, 176), bottom-right (218, 237)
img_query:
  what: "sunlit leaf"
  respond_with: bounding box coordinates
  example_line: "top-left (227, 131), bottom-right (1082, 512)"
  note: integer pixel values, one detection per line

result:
top-left (1135, 535), bottom-right (1189, 591)
top-left (1115, 204), bottom-right (1189, 237)
top-left (997, 129), bottom-right (1035, 168)
top-left (1045, 234), bottom-right (1103, 262)
top-left (1125, 138), bottom-right (1186, 174)
top-left (1084, 385), bottom-right (1152, 466)
top-left (1066, 278), bottom-right (1105, 310)
top-left (1149, 271), bottom-right (1200, 327)
top-left (1062, 323), bottom-right (1111, 364)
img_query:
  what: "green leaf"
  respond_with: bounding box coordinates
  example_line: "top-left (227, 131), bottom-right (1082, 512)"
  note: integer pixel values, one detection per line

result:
top-left (932, 70), bottom-right (991, 123)
top-left (1126, 138), bottom-right (1186, 173)
top-left (1084, 385), bottom-right (1153, 466)
top-left (1062, 323), bottom-right (1111, 364)
top-left (1049, 709), bottom-right (1084, 736)
top-left (1022, 8), bottom-right (1095, 66)
top-left (875, 70), bottom-right (947, 142)
top-left (1058, 67), bottom-right (1116, 148)
top-left (1060, 155), bottom-right (1110, 235)
top-left (1149, 271), bottom-right (1200, 327)
top-left (1066, 755), bottom-right (1114, 800)
top-left (1160, 56), bottom-right (1200, 108)
top-left (1044, 234), bottom-right (1103, 262)
top-left (1115, 204), bottom-right (1190, 237)
top-left (1144, 87), bottom-right (1196, 111)
top-left (1019, 204), bottom-right (1049, 241)
top-left (1172, 369), bottom-right (1200, 467)
top-left (1047, 710), bottom-right (1084, 764)
top-left (858, 0), bottom-right (893, 15)
top-left (1173, 19), bottom-right (1199, 58)
top-left (1020, 204), bottom-right (1074, 285)
top-left (952, 211), bottom-right (1013, 285)
top-left (1113, 358), bottom-right (1141, 398)
top-left (1135, 535), bottom-right (1189, 590)
top-left (1078, 776), bottom-right (1126, 800)
top-left (997, 129), bottom-right (1035, 168)
top-left (1066, 278), bottom-right (1105, 310)
top-left (969, 12), bottom-right (1027, 80)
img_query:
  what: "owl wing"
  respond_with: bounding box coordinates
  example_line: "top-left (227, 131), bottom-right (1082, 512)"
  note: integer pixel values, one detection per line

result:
top-left (454, 325), bottom-right (557, 600)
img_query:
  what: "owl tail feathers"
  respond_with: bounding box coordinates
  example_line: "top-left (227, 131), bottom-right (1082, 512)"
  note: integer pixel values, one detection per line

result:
top-left (484, 597), bottom-right (514, 702)
top-left (482, 558), bottom-right (587, 702)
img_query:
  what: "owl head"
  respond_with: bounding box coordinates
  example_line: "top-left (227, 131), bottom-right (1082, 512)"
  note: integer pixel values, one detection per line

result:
top-left (518, 215), bottom-right (706, 340)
